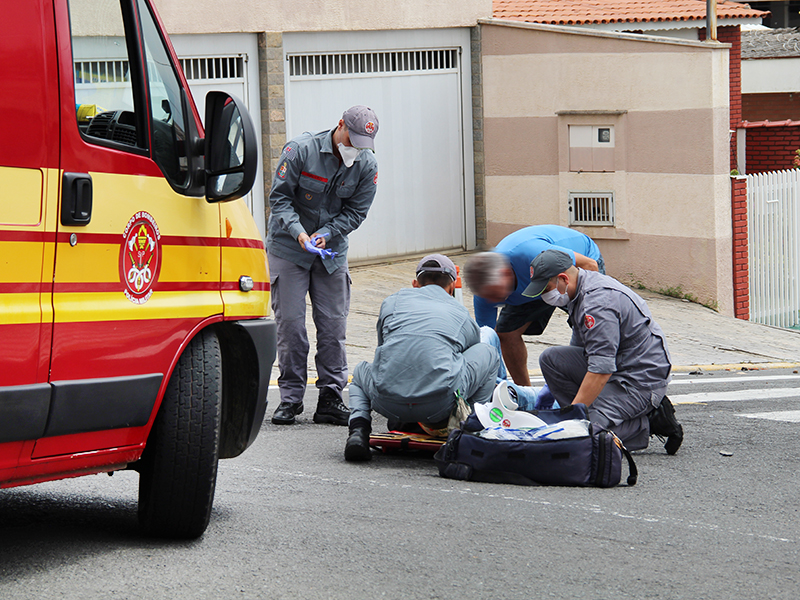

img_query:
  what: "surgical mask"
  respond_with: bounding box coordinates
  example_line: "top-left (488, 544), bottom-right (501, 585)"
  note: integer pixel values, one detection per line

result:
top-left (541, 278), bottom-right (570, 307)
top-left (337, 143), bottom-right (360, 168)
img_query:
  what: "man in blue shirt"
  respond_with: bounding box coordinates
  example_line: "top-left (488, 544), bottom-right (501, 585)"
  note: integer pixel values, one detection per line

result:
top-left (463, 225), bottom-right (604, 387)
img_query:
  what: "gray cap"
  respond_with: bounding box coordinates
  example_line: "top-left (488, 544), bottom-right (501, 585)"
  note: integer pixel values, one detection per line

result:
top-left (343, 105), bottom-right (379, 150)
top-left (416, 254), bottom-right (457, 282)
top-left (522, 249), bottom-right (574, 298)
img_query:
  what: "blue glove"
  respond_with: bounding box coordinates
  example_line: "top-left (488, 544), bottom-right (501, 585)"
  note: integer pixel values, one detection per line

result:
top-left (303, 233), bottom-right (338, 259)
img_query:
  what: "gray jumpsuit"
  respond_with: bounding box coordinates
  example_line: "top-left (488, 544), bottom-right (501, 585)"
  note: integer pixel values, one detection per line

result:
top-left (267, 128), bottom-right (378, 405)
top-left (539, 270), bottom-right (672, 450)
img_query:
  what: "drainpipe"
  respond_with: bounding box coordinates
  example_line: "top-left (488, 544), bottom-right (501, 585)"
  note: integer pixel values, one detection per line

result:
top-left (707, 0), bottom-right (718, 40)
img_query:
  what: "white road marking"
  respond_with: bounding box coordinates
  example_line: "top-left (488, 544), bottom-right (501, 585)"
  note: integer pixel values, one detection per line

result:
top-left (738, 410), bottom-right (800, 423)
top-left (671, 388), bottom-right (799, 404)
top-left (670, 374), bottom-right (800, 385)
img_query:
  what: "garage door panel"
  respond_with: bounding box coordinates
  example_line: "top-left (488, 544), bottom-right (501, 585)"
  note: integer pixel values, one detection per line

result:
top-left (286, 38), bottom-right (469, 262)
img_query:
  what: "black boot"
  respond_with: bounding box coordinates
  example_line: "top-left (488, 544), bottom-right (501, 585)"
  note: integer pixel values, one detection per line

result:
top-left (649, 396), bottom-right (683, 455)
top-left (344, 418), bottom-right (372, 462)
top-left (271, 401), bottom-right (304, 425)
top-left (313, 388), bottom-right (349, 425)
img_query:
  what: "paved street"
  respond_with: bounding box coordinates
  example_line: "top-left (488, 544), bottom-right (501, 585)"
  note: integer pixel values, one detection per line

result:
top-left (1, 368), bottom-right (799, 600)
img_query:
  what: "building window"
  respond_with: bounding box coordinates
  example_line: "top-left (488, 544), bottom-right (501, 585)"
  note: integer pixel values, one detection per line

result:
top-left (569, 125), bottom-right (615, 172)
top-left (569, 192), bottom-right (615, 226)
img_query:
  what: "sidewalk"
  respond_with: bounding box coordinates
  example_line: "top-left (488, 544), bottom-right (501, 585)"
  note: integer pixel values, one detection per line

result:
top-left (271, 253), bottom-right (800, 384)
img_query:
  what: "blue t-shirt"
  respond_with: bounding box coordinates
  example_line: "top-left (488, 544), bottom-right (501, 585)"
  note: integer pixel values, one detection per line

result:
top-left (473, 225), bottom-right (602, 327)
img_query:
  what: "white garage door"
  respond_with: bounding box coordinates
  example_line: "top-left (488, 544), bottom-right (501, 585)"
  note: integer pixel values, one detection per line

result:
top-left (284, 30), bottom-right (475, 262)
top-left (171, 34), bottom-right (265, 240)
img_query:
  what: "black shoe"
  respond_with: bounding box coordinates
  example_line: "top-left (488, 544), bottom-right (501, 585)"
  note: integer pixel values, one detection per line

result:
top-left (272, 401), bottom-right (303, 425)
top-left (344, 426), bottom-right (372, 462)
top-left (313, 389), bottom-right (349, 425)
top-left (649, 396), bottom-right (683, 455)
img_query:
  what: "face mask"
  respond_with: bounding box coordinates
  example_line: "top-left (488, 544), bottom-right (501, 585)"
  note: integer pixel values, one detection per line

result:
top-left (541, 278), bottom-right (570, 307)
top-left (337, 143), bottom-right (360, 168)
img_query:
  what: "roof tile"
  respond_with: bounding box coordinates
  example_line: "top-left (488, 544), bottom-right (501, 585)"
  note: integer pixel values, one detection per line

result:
top-left (493, 0), bottom-right (768, 26)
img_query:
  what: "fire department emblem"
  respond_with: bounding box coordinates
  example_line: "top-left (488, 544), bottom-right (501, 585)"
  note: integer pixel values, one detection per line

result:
top-left (365, 121), bottom-right (376, 135)
top-left (120, 211), bottom-right (162, 305)
top-left (584, 314), bottom-right (596, 329)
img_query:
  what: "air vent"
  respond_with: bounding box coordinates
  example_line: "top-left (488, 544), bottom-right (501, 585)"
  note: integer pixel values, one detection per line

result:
top-left (569, 192), bottom-right (615, 226)
top-left (287, 48), bottom-right (459, 78)
top-left (178, 56), bottom-right (244, 81)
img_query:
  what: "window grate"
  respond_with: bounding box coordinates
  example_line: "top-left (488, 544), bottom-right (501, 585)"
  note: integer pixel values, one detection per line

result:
top-left (569, 192), bottom-right (615, 226)
top-left (287, 48), bottom-right (459, 78)
top-left (178, 56), bottom-right (244, 81)
top-left (74, 60), bottom-right (130, 85)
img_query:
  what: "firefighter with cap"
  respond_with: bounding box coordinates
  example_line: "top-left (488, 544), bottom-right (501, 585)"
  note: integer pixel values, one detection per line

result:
top-left (344, 254), bottom-right (502, 461)
top-left (528, 249), bottom-right (684, 454)
top-left (267, 105), bottom-right (379, 426)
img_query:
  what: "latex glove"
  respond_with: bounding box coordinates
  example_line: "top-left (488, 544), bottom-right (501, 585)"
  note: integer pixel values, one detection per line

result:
top-left (303, 233), bottom-right (338, 259)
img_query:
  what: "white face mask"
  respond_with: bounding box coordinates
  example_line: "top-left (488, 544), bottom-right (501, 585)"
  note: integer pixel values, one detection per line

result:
top-left (541, 278), bottom-right (570, 307)
top-left (337, 143), bottom-right (360, 168)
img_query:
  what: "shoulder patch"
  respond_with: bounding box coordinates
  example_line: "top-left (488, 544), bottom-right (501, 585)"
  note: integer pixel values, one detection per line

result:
top-left (584, 314), bottom-right (595, 329)
top-left (373, 171), bottom-right (378, 185)
top-left (278, 161), bottom-right (288, 179)
top-left (281, 144), bottom-right (298, 161)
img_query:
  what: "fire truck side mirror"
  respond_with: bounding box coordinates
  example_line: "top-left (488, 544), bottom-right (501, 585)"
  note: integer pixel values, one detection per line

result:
top-left (203, 92), bottom-right (258, 203)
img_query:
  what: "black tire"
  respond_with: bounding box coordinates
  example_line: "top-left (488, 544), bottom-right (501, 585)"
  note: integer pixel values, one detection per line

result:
top-left (137, 329), bottom-right (222, 539)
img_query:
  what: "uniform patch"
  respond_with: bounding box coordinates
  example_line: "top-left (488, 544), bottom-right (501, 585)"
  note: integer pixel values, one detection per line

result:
top-left (278, 162), bottom-right (288, 179)
top-left (119, 211), bottom-right (162, 305)
top-left (365, 121), bottom-right (376, 134)
top-left (584, 314), bottom-right (596, 329)
top-left (282, 145), bottom-right (296, 161)
top-left (373, 172), bottom-right (378, 185)
top-left (305, 193), bottom-right (313, 201)
top-left (530, 265), bottom-right (535, 279)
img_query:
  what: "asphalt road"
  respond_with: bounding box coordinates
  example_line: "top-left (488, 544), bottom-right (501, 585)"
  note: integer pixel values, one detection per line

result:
top-left (1, 368), bottom-right (799, 600)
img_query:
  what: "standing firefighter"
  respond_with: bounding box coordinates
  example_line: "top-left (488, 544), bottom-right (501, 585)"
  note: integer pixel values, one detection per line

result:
top-left (267, 106), bottom-right (379, 426)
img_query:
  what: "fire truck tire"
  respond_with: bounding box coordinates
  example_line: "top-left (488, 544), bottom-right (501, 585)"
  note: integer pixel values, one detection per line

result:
top-left (137, 329), bottom-right (222, 539)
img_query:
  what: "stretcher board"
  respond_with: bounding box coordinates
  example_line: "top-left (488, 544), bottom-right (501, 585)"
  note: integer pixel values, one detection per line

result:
top-left (369, 431), bottom-right (447, 453)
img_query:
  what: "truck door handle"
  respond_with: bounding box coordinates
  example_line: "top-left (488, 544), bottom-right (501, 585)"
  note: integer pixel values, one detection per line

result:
top-left (61, 173), bottom-right (93, 226)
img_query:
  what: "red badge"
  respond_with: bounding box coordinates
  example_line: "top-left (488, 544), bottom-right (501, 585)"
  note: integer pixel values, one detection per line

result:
top-left (502, 418), bottom-right (512, 428)
top-left (584, 315), bottom-right (595, 329)
top-left (373, 172), bottom-right (378, 185)
top-left (120, 211), bottom-right (162, 305)
top-left (278, 162), bottom-right (287, 179)
top-left (365, 121), bottom-right (376, 134)
top-left (530, 265), bottom-right (535, 279)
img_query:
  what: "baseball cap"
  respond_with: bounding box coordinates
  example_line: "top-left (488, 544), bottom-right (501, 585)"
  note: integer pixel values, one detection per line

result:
top-left (522, 249), bottom-right (574, 298)
top-left (416, 254), bottom-right (457, 282)
top-left (343, 105), bottom-right (379, 150)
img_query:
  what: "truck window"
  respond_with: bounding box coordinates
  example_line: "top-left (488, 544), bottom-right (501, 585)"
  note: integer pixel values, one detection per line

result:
top-left (137, 0), bottom-right (190, 189)
top-left (68, 0), bottom-right (142, 149)
top-left (68, 0), bottom-right (190, 189)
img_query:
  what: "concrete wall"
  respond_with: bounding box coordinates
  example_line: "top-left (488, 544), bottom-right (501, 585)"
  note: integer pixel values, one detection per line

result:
top-left (480, 21), bottom-right (734, 315)
top-left (152, 0), bottom-right (492, 34)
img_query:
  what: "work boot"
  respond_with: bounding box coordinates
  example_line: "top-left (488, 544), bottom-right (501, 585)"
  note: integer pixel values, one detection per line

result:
top-left (649, 396), bottom-right (683, 455)
top-left (344, 418), bottom-right (372, 462)
top-left (313, 388), bottom-right (349, 425)
top-left (271, 401), bottom-right (303, 425)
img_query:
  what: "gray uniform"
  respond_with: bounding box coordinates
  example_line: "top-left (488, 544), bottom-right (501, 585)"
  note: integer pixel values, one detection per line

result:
top-left (348, 285), bottom-right (500, 426)
top-left (539, 270), bottom-right (672, 450)
top-left (267, 128), bottom-right (378, 404)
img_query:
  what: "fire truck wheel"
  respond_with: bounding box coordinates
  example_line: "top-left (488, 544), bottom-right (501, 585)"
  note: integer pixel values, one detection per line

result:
top-left (137, 329), bottom-right (222, 539)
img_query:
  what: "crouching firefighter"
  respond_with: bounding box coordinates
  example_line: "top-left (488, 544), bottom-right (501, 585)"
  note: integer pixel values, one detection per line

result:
top-left (344, 254), bottom-right (501, 461)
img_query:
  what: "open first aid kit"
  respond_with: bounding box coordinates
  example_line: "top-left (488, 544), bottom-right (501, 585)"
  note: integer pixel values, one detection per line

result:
top-left (433, 382), bottom-right (638, 487)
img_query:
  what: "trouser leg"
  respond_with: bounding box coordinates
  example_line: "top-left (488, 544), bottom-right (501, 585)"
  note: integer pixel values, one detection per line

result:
top-left (539, 345), bottom-right (651, 450)
top-left (268, 253), bottom-right (310, 405)
top-left (308, 259), bottom-right (350, 398)
top-left (347, 378), bottom-right (372, 427)
top-left (480, 326), bottom-right (538, 410)
top-left (459, 341), bottom-right (501, 406)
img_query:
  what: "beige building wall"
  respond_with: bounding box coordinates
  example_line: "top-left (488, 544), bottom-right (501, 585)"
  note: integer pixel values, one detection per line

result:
top-left (152, 0), bottom-right (491, 34)
top-left (480, 21), bottom-right (734, 315)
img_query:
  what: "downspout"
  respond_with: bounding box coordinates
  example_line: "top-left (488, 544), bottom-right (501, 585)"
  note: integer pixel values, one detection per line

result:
top-left (707, 0), bottom-right (718, 40)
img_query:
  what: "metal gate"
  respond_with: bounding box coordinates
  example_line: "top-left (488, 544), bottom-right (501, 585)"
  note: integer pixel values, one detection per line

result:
top-left (747, 169), bottom-right (800, 329)
top-left (283, 30), bottom-right (474, 262)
